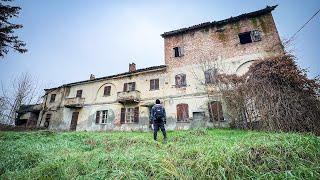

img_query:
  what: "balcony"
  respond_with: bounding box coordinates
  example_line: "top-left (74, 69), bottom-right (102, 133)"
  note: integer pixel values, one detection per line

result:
top-left (117, 90), bottom-right (141, 103)
top-left (64, 97), bottom-right (85, 108)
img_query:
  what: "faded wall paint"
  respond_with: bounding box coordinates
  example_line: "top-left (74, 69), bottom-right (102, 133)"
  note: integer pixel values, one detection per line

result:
top-left (38, 11), bottom-right (283, 131)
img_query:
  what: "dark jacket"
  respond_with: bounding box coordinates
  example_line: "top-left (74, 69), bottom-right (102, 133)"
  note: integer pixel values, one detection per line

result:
top-left (150, 104), bottom-right (166, 123)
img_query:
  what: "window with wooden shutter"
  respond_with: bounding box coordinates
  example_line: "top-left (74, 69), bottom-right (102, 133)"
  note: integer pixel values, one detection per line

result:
top-left (123, 83), bottom-right (128, 92)
top-left (204, 69), bottom-right (217, 84)
top-left (120, 108), bottom-right (125, 124)
top-left (173, 47), bottom-right (183, 57)
top-left (150, 79), bottom-right (159, 90)
top-left (101, 110), bottom-right (108, 123)
top-left (50, 94), bottom-right (56, 103)
top-left (76, 90), bottom-right (82, 98)
top-left (134, 107), bottom-right (139, 123)
top-left (104, 86), bottom-right (111, 96)
top-left (177, 103), bottom-right (189, 122)
top-left (208, 101), bottom-right (224, 122)
top-left (95, 111), bottom-right (100, 124)
top-left (123, 82), bottom-right (136, 92)
top-left (175, 74), bottom-right (186, 88)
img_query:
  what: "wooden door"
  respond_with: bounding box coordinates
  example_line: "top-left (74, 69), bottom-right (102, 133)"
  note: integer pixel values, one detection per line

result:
top-left (70, 112), bottom-right (79, 131)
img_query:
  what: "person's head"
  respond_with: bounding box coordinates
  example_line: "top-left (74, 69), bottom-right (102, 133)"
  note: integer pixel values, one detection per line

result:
top-left (155, 99), bottom-right (160, 104)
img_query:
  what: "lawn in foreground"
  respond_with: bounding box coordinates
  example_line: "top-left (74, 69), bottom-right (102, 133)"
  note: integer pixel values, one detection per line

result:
top-left (0, 129), bottom-right (319, 179)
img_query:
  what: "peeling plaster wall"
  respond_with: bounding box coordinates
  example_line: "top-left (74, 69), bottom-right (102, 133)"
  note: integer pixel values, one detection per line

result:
top-left (38, 12), bottom-right (283, 131)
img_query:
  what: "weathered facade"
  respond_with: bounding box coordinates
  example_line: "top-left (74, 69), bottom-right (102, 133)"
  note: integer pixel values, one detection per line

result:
top-left (37, 6), bottom-right (284, 131)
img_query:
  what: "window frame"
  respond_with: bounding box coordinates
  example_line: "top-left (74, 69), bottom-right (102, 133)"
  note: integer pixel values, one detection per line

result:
top-left (76, 90), bottom-right (83, 98)
top-left (123, 82), bottom-right (136, 92)
top-left (238, 30), bottom-right (262, 45)
top-left (150, 79), bottom-right (159, 91)
top-left (49, 94), bottom-right (56, 103)
top-left (204, 68), bottom-right (217, 84)
top-left (103, 86), bottom-right (111, 96)
top-left (173, 47), bottom-right (183, 57)
top-left (175, 74), bottom-right (187, 88)
top-left (120, 107), bottom-right (139, 124)
top-left (95, 110), bottom-right (108, 124)
top-left (176, 103), bottom-right (189, 122)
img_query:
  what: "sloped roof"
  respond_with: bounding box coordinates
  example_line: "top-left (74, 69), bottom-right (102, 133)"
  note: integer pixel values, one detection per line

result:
top-left (44, 65), bottom-right (167, 91)
top-left (161, 5), bottom-right (277, 38)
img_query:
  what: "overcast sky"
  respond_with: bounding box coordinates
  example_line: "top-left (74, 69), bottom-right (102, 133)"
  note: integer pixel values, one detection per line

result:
top-left (1, 0), bottom-right (319, 91)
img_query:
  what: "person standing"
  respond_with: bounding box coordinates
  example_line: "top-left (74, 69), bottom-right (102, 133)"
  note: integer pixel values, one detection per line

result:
top-left (150, 99), bottom-right (167, 141)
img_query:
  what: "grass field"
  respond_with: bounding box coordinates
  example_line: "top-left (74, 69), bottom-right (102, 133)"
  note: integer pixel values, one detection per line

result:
top-left (0, 129), bottom-right (319, 179)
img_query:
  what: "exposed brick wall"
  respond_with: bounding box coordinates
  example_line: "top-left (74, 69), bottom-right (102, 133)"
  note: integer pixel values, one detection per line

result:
top-left (164, 13), bottom-right (284, 69)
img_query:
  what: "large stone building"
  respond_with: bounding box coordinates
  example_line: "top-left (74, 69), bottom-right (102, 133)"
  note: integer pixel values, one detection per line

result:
top-left (37, 6), bottom-right (284, 131)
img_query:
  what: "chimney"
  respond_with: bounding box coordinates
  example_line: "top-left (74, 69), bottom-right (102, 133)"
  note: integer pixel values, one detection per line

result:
top-left (90, 74), bottom-right (95, 80)
top-left (129, 63), bottom-right (136, 72)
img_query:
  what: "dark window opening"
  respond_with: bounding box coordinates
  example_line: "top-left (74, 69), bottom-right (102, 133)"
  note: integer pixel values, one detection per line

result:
top-left (238, 30), bottom-right (261, 44)
top-left (104, 86), bottom-right (111, 96)
top-left (50, 94), bottom-right (56, 103)
top-left (123, 82), bottom-right (136, 92)
top-left (44, 113), bottom-right (51, 128)
top-left (177, 103), bottom-right (189, 122)
top-left (76, 90), bottom-right (82, 98)
top-left (173, 47), bottom-right (183, 57)
top-left (150, 79), bottom-right (159, 90)
top-left (175, 74), bottom-right (186, 88)
top-left (208, 101), bottom-right (224, 122)
top-left (239, 32), bottom-right (252, 44)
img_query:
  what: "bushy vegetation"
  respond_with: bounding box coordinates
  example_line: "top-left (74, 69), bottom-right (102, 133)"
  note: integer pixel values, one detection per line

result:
top-left (218, 55), bottom-right (320, 135)
top-left (0, 129), bottom-right (319, 179)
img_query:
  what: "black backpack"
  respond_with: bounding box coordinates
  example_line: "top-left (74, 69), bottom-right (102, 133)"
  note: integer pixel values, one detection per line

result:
top-left (154, 105), bottom-right (164, 119)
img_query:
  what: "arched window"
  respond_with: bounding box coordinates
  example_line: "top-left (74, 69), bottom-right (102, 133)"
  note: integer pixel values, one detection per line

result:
top-left (175, 74), bottom-right (186, 87)
top-left (177, 103), bottom-right (189, 122)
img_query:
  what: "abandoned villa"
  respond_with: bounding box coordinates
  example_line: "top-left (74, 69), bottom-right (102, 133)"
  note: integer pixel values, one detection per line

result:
top-left (18, 6), bottom-right (284, 131)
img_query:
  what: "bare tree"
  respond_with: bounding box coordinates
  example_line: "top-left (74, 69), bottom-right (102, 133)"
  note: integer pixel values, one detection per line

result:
top-left (0, 72), bottom-right (41, 125)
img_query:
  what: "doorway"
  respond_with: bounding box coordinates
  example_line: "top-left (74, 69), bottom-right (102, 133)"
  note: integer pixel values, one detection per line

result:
top-left (192, 112), bottom-right (206, 128)
top-left (70, 112), bottom-right (79, 131)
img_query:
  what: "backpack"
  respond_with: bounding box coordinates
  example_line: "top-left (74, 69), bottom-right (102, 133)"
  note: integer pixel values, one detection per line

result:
top-left (154, 105), bottom-right (164, 119)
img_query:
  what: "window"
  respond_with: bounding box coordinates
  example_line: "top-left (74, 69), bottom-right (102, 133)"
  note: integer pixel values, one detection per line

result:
top-left (123, 82), bottom-right (136, 92)
top-left (150, 79), bottom-right (159, 90)
top-left (104, 86), bottom-right (111, 96)
top-left (50, 94), bottom-right (56, 103)
top-left (120, 107), bottom-right (139, 124)
top-left (208, 101), bottom-right (224, 122)
top-left (173, 47), bottom-right (183, 57)
top-left (177, 103), bottom-right (189, 122)
top-left (95, 110), bottom-right (108, 124)
top-left (44, 113), bottom-right (51, 128)
top-left (238, 30), bottom-right (261, 44)
top-left (175, 74), bottom-right (186, 87)
top-left (204, 68), bottom-right (217, 84)
top-left (76, 90), bottom-right (82, 98)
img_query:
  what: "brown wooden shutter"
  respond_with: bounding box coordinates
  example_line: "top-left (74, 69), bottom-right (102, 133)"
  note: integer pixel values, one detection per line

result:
top-left (177, 103), bottom-right (189, 121)
top-left (208, 103), bottom-right (213, 121)
top-left (132, 82), bottom-right (136, 91)
top-left (182, 74), bottom-right (186, 86)
top-left (177, 105), bottom-right (182, 121)
top-left (120, 108), bottom-right (126, 124)
top-left (209, 101), bottom-right (224, 121)
top-left (123, 83), bottom-right (127, 92)
top-left (95, 111), bottom-right (100, 123)
top-left (155, 79), bottom-right (159, 90)
top-left (134, 107), bottom-right (139, 123)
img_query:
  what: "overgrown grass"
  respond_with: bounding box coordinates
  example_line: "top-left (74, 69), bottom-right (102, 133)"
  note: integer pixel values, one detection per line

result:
top-left (0, 129), bottom-right (319, 179)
